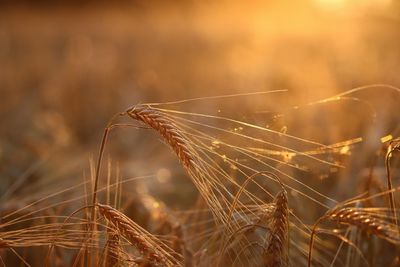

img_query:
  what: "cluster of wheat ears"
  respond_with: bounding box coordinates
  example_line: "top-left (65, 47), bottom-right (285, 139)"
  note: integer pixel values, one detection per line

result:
top-left (1, 85), bottom-right (400, 266)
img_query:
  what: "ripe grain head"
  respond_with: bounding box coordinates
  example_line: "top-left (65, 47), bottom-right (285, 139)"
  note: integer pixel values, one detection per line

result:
top-left (126, 105), bottom-right (194, 170)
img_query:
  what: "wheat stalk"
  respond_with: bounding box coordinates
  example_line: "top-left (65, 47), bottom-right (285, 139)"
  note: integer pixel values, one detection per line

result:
top-left (90, 104), bottom-right (195, 254)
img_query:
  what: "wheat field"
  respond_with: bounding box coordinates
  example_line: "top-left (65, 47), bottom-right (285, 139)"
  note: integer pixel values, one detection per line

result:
top-left (1, 1), bottom-right (400, 266)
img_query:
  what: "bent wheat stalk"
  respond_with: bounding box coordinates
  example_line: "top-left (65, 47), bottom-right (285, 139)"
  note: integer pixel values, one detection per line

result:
top-left (90, 105), bottom-right (195, 248)
top-left (385, 139), bottom-right (400, 227)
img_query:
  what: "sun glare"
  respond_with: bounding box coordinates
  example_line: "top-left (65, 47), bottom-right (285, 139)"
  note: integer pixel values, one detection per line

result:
top-left (314, 0), bottom-right (391, 10)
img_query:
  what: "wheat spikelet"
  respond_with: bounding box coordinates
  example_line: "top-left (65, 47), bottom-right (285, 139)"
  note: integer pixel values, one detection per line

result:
top-left (264, 190), bottom-right (288, 267)
top-left (126, 105), bottom-right (194, 169)
top-left (97, 203), bottom-right (168, 266)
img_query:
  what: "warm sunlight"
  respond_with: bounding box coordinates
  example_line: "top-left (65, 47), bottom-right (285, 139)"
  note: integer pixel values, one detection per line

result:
top-left (314, 0), bottom-right (346, 10)
top-left (1, 1), bottom-right (400, 266)
top-left (314, 0), bottom-right (391, 10)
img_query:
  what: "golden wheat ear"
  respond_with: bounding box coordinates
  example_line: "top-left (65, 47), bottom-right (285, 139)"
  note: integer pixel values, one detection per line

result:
top-left (327, 207), bottom-right (400, 243)
top-left (97, 203), bottom-right (168, 266)
top-left (308, 204), bottom-right (400, 267)
top-left (126, 105), bottom-right (194, 170)
top-left (264, 189), bottom-right (289, 267)
top-left (97, 203), bottom-right (186, 266)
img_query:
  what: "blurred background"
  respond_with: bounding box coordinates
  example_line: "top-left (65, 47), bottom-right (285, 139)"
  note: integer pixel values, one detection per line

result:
top-left (1, 0), bottom-right (400, 206)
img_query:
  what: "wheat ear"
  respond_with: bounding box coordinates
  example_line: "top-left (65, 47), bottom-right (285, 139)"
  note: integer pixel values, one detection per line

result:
top-left (308, 206), bottom-right (400, 267)
top-left (126, 105), bottom-right (194, 170)
top-left (264, 190), bottom-right (289, 267)
top-left (97, 203), bottom-right (168, 266)
top-left (328, 207), bottom-right (399, 241)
